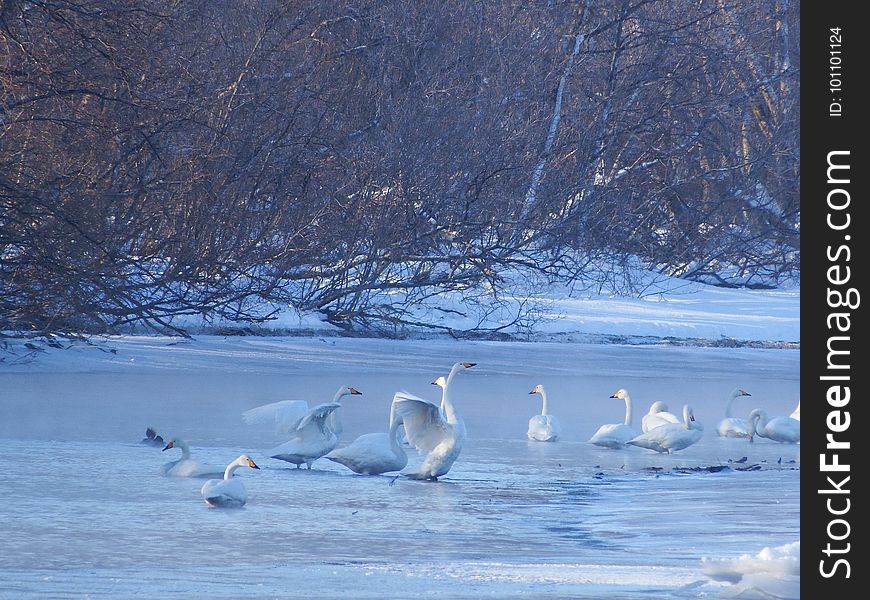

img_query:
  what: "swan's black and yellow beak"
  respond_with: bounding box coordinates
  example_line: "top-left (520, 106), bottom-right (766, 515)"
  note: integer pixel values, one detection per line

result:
top-left (162, 441), bottom-right (174, 452)
top-left (349, 387), bottom-right (362, 396)
top-left (529, 390), bottom-right (536, 395)
top-left (248, 459), bottom-right (260, 469)
top-left (431, 380), bottom-right (439, 385)
top-left (690, 414), bottom-right (695, 422)
top-left (742, 390), bottom-right (752, 396)
top-left (609, 393), bottom-right (619, 398)
top-left (462, 362), bottom-right (476, 368)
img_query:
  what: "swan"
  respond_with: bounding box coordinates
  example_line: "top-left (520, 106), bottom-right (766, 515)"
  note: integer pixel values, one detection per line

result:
top-left (242, 386), bottom-right (362, 437)
top-left (641, 401), bottom-right (680, 433)
top-left (748, 409), bottom-right (800, 444)
top-left (160, 438), bottom-right (225, 478)
top-left (141, 427), bottom-right (164, 447)
top-left (325, 402), bottom-right (407, 475)
top-left (527, 384), bottom-right (561, 442)
top-left (394, 362), bottom-right (475, 480)
top-left (717, 388), bottom-right (754, 438)
top-left (589, 389), bottom-right (639, 448)
top-left (267, 403), bottom-right (344, 468)
top-left (627, 405), bottom-right (703, 453)
top-left (789, 401), bottom-right (800, 421)
top-left (201, 455), bottom-right (260, 508)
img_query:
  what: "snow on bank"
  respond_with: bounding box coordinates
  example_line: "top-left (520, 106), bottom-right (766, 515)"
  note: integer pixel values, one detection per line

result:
top-left (703, 541), bottom-right (800, 599)
top-left (144, 276), bottom-right (799, 344)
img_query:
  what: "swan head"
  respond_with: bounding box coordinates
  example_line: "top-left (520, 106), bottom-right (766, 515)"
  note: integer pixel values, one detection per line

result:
top-left (337, 386), bottom-right (363, 398)
top-left (529, 384), bottom-right (545, 395)
top-left (609, 389), bottom-right (630, 400)
top-left (161, 438), bottom-right (187, 452)
top-left (450, 362), bottom-right (476, 372)
top-left (735, 388), bottom-right (751, 397)
top-left (431, 376), bottom-right (448, 388)
top-left (236, 454), bottom-right (260, 470)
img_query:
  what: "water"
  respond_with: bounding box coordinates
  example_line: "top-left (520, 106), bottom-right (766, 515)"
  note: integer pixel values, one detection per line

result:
top-left (0, 337), bottom-right (799, 598)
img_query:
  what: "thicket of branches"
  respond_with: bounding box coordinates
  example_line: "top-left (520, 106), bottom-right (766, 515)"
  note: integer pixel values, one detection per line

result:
top-left (1, 0), bottom-right (799, 335)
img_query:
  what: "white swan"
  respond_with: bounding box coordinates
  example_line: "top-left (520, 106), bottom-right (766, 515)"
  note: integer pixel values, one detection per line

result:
top-left (160, 438), bottom-right (225, 478)
top-left (627, 405), bottom-right (703, 453)
top-left (748, 409), bottom-right (800, 444)
top-left (789, 401), bottom-right (800, 421)
top-left (201, 455), bottom-right (260, 508)
top-left (242, 386), bottom-right (362, 437)
top-left (589, 389), bottom-right (638, 448)
top-left (267, 403), bottom-right (343, 468)
top-left (717, 388), bottom-right (754, 438)
top-left (527, 384), bottom-right (561, 442)
top-left (325, 402), bottom-right (407, 475)
top-left (641, 401), bottom-right (680, 433)
top-left (394, 362), bottom-right (475, 480)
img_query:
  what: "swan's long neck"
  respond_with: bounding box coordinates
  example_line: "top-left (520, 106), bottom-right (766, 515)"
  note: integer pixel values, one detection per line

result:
top-left (177, 440), bottom-right (191, 460)
top-left (749, 410), bottom-right (767, 437)
top-left (724, 390), bottom-right (740, 418)
top-left (388, 415), bottom-right (403, 453)
top-left (224, 461), bottom-right (241, 480)
top-left (622, 393), bottom-right (633, 426)
top-left (539, 388), bottom-right (549, 416)
top-left (442, 365), bottom-right (463, 423)
top-left (682, 405), bottom-right (692, 429)
top-left (328, 389), bottom-right (347, 434)
top-left (388, 400), bottom-right (397, 430)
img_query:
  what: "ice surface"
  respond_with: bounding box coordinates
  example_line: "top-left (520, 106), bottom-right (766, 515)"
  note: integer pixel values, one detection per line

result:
top-left (0, 336), bottom-right (799, 598)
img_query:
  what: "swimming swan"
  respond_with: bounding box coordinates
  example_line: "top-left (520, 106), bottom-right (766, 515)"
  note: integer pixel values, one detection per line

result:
top-left (627, 405), bottom-right (703, 453)
top-left (242, 386), bottom-right (362, 437)
top-left (748, 409), bottom-right (800, 444)
top-left (717, 388), bottom-right (754, 438)
top-left (267, 403), bottom-right (345, 468)
top-left (589, 389), bottom-right (638, 448)
top-left (325, 402), bottom-right (407, 475)
top-left (641, 401), bottom-right (680, 433)
top-left (527, 384), bottom-right (561, 442)
top-left (201, 455), bottom-right (260, 508)
top-left (394, 362), bottom-right (475, 480)
top-left (160, 438), bottom-right (224, 478)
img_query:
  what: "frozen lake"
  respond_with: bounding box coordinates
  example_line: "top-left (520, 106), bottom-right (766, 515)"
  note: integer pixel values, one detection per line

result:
top-left (0, 336), bottom-right (799, 598)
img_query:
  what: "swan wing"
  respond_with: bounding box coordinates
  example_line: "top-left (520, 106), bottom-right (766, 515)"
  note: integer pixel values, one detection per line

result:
top-left (392, 391), bottom-right (449, 455)
top-left (296, 403), bottom-right (342, 437)
top-left (202, 478), bottom-right (247, 507)
top-left (718, 417), bottom-right (750, 437)
top-left (528, 415), bottom-right (560, 441)
top-left (242, 400), bottom-right (310, 435)
top-left (643, 411), bottom-right (681, 431)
